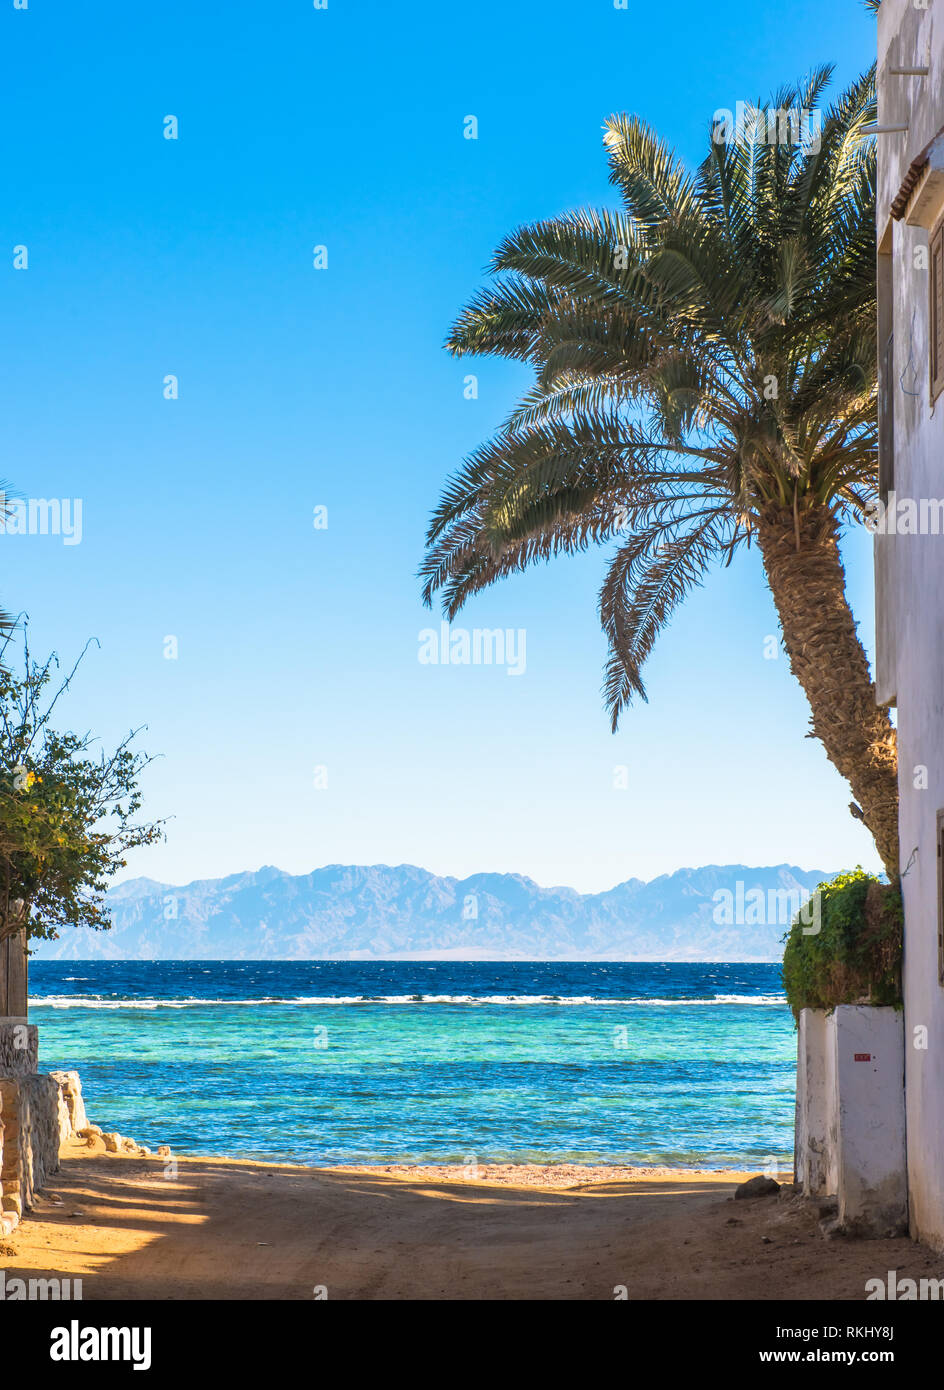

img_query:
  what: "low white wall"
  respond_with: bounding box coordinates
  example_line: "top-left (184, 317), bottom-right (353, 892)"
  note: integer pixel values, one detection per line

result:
top-left (834, 1006), bottom-right (908, 1237)
top-left (795, 1008), bottom-right (841, 1196)
top-left (795, 1006), bottom-right (907, 1236)
top-left (795, 1009), bottom-right (831, 1194)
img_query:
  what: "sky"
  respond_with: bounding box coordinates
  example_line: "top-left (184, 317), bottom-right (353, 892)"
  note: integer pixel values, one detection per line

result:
top-left (0, 0), bottom-right (881, 894)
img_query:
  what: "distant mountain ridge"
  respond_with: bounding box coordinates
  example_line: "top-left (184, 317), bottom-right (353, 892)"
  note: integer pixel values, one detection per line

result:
top-left (29, 862), bottom-right (835, 962)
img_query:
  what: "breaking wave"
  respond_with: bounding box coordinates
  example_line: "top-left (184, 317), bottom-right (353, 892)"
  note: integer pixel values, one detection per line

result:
top-left (30, 991), bottom-right (786, 1009)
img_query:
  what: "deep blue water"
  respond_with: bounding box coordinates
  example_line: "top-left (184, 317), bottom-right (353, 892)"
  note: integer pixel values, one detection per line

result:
top-left (29, 960), bottom-right (795, 1168)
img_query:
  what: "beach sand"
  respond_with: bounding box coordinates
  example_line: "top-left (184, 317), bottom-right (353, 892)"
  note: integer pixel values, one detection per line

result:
top-left (3, 1135), bottom-right (940, 1300)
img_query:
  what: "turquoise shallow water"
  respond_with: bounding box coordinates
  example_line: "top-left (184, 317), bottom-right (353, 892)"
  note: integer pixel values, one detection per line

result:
top-left (30, 960), bottom-right (796, 1168)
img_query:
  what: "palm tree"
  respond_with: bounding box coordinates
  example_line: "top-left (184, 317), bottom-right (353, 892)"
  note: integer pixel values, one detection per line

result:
top-left (421, 66), bottom-right (900, 878)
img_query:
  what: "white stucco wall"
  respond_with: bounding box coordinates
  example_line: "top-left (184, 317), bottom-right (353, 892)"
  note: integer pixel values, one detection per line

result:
top-left (876, 0), bottom-right (944, 1249)
top-left (795, 1008), bottom-right (906, 1234)
top-left (833, 1007), bottom-right (907, 1236)
top-left (795, 1009), bottom-right (835, 1195)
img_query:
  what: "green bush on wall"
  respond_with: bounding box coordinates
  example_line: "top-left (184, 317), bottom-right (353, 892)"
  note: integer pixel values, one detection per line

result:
top-left (782, 868), bottom-right (903, 1020)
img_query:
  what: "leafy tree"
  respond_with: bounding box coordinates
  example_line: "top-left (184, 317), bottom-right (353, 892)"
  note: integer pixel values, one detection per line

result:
top-left (0, 629), bottom-right (163, 945)
top-left (421, 67), bottom-right (899, 877)
top-left (0, 483), bottom-right (20, 640)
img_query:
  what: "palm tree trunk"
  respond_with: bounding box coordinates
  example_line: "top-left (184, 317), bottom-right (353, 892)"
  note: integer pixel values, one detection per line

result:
top-left (755, 504), bottom-right (899, 880)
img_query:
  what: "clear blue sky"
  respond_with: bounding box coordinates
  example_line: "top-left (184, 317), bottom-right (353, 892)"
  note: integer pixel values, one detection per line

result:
top-left (1, 0), bottom-right (880, 893)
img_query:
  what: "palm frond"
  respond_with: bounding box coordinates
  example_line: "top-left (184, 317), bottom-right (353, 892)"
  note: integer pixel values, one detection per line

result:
top-left (423, 65), bottom-right (879, 726)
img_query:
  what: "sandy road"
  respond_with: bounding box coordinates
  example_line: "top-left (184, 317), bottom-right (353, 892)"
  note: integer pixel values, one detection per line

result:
top-left (2, 1140), bottom-right (940, 1300)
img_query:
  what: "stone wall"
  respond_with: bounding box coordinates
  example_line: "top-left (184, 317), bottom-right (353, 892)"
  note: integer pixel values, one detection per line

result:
top-left (0, 1021), bottom-right (91, 1237)
top-left (0, 1022), bottom-right (37, 1076)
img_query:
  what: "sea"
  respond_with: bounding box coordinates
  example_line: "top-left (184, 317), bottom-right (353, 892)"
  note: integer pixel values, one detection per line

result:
top-left (29, 960), bottom-right (795, 1170)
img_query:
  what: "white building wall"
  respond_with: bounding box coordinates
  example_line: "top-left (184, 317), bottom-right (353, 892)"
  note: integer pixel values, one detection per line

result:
top-left (876, 0), bottom-right (944, 1248)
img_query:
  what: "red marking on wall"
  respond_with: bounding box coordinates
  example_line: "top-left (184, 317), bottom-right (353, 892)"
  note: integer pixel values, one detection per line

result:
top-left (854, 1053), bottom-right (872, 1062)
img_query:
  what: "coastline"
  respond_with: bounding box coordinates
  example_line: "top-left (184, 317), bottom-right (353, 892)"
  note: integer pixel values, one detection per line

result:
top-left (329, 1161), bottom-right (759, 1186)
top-left (30, 958), bottom-right (797, 1173)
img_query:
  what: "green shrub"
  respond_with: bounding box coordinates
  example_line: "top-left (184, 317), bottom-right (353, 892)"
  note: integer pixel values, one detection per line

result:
top-left (781, 868), bottom-right (903, 1020)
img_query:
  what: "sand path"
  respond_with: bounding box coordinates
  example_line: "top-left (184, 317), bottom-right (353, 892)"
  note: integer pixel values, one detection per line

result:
top-left (2, 1139), bottom-right (940, 1300)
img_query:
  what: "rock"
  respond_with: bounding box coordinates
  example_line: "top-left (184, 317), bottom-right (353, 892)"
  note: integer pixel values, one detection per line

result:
top-left (48, 1071), bottom-right (89, 1139)
top-left (157, 1146), bottom-right (172, 1159)
top-left (734, 1175), bottom-right (781, 1200)
top-left (120, 1138), bottom-right (138, 1153)
top-left (102, 1133), bottom-right (122, 1153)
top-left (138, 1146), bottom-right (151, 1157)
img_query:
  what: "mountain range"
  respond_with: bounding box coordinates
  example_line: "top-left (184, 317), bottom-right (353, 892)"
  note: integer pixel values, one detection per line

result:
top-left (29, 862), bottom-right (835, 961)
